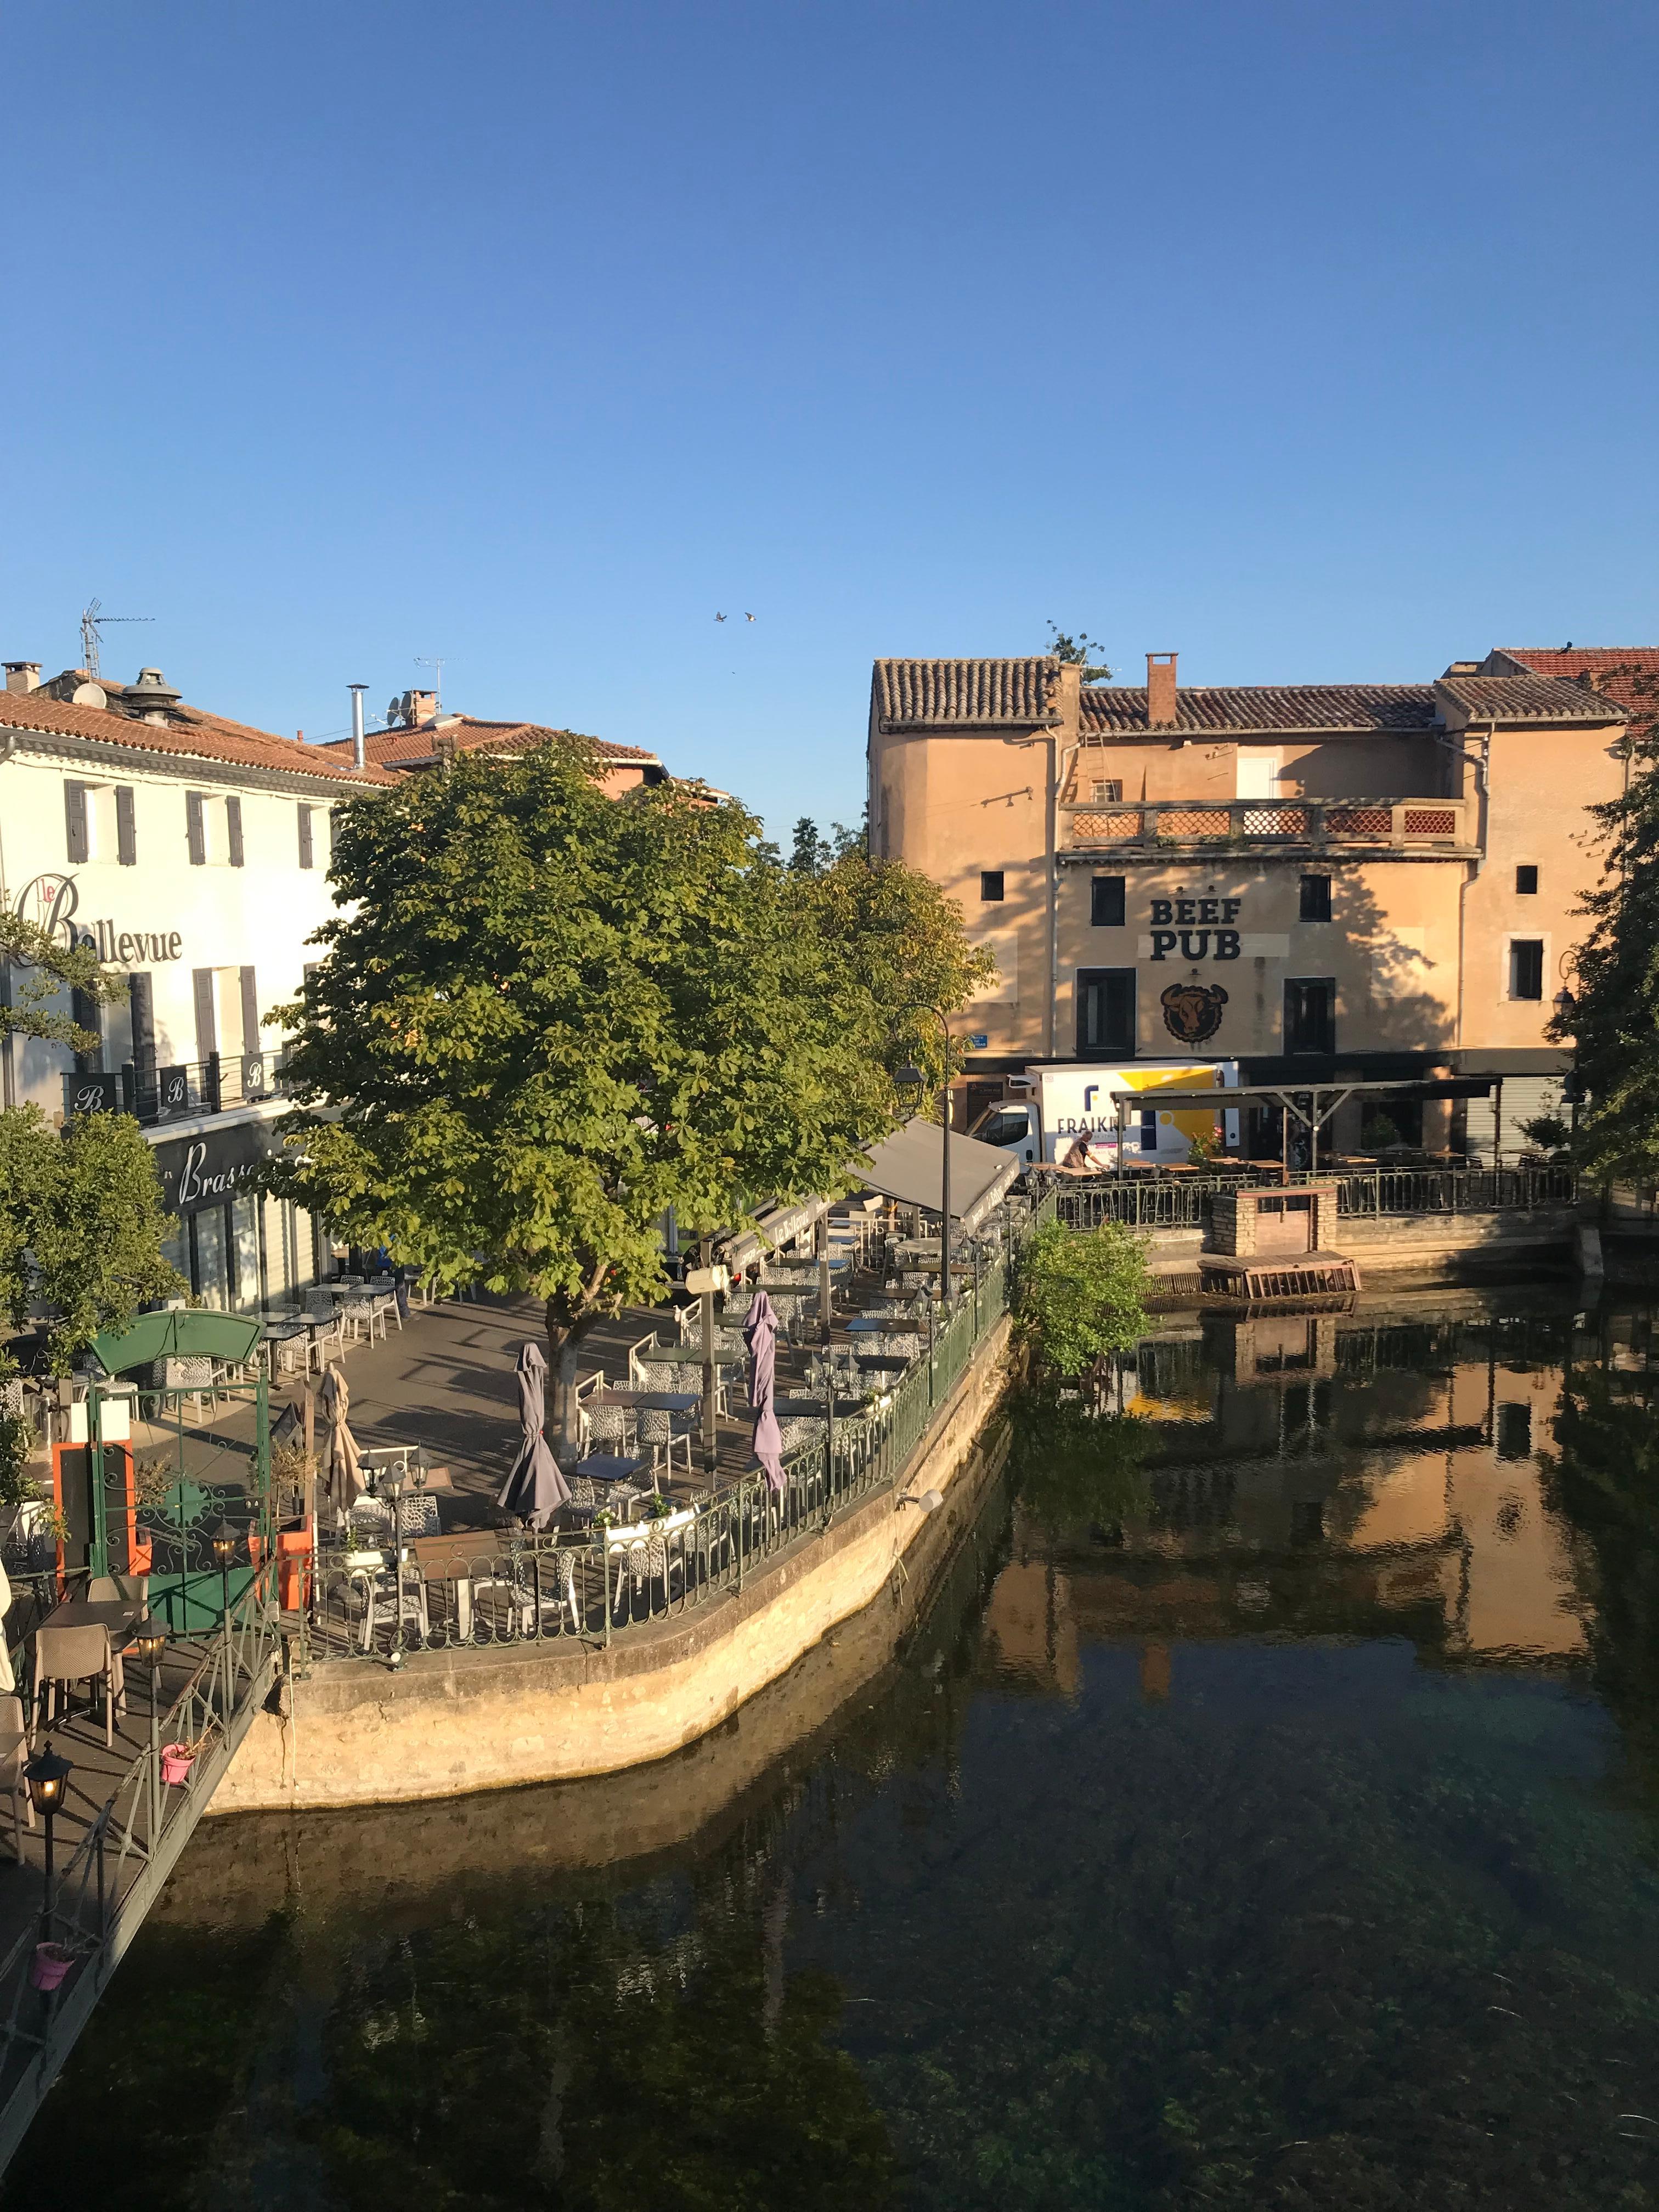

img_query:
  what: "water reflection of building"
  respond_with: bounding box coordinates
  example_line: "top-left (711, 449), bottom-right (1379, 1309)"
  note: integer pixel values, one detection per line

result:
top-left (1003, 1297), bottom-right (1609, 1666)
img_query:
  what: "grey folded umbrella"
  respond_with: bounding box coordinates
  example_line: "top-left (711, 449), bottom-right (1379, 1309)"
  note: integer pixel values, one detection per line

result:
top-left (744, 1290), bottom-right (786, 1494)
top-left (497, 1342), bottom-right (572, 1528)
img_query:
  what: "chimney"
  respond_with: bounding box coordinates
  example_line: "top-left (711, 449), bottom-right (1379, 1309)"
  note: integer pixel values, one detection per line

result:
top-left (408, 689), bottom-right (439, 727)
top-left (1147, 651), bottom-right (1178, 729)
top-left (127, 667), bottom-right (182, 725)
top-left (349, 683), bottom-right (368, 771)
top-left (3, 662), bottom-right (41, 694)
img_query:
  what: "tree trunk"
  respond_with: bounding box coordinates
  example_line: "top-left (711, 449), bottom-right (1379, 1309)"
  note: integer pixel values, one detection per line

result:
top-left (545, 1302), bottom-right (599, 1463)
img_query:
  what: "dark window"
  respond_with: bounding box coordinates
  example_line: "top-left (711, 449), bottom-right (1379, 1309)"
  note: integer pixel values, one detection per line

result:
top-left (186, 791), bottom-right (207, 866)
top-left (298, 804), bottom-right (314, 869)
top-left (1509, 940), bottom-right (1544, 1000)
top-left (1284, 978), bottom-right (1335, 1055)
top-left (1299, 873), bottom-right (1331, 922)
top-left (115, 785), bottom-right (137, 866)
top-left (1515, 864), bottom-right (1538, 895)
top-left (1091, 874), bottom-right (1126, 927)
top-left (71, 986), bottom-right (101, 1073)
top-left (64, 781), bottom-right (88, 863)
top-left (980, 870), bottom-right (1005, 902)
top-left (1496, 1401), bottom-right (1533, 1461)
top-left (1077, 968), bottom-right (1136, 1058)
top-left (226, 795), bottom-right (245, 868)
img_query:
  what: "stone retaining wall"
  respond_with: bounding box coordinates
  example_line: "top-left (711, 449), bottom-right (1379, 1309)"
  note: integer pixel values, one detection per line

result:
top-left (212, 1314), bottom-right (1015, 1816)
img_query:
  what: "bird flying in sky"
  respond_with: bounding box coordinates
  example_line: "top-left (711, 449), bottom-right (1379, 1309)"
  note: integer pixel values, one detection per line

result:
top-left (715, 611), bottom-right (726, 622)
top-left (745, 612), bottom-right (755, 622)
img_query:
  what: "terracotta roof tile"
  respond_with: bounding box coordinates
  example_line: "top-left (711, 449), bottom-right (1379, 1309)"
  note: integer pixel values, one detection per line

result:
top-left (0, 689), bottom-right (394, 783)
top-left (1498, 648), bottom-right (1659, 715)
top-left (315, 718), bottom-right (659, 768)
top-left (1081, 683), bottom-right (1438, 735)
top-left (874, 658), bottom-right (1060, 729)
top-left (1435, 673), bottom-right (1629, 724)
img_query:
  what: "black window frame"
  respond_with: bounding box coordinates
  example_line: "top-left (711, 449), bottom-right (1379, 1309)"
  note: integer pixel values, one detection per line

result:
top-left (1299, 873), bottom-right (1331, 922)
top-left (1509, 939), bottom-right (1544, 1001)
top-left (1076, 967), bottom-right (1136, 1059)
top-left (1090, 874), bottom-right (1126, 928)
top-left (979, 869), bottom-right (1005, 902)
top-left (1515, 864), bottom-right (1538, 895)
top-left (1284, 977), bottom-right (1336, 1056)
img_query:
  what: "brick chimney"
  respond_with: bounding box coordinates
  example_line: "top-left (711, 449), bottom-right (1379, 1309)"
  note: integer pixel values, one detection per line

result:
top-left (1147, 652), bottom-right (1178, 729)
top-left (408, 689), bottom-right (439, 726)
top-left (3, 662), bottom-right (40, 694)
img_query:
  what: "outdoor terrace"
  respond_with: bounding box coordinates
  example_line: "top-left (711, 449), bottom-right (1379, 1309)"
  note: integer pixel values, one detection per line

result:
top-left (1060, 795), bottom-right (1474, 856)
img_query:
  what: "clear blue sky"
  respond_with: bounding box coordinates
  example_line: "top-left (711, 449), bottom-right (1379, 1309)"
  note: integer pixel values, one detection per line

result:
top-left (3, 1), bottom-right (1655, 838)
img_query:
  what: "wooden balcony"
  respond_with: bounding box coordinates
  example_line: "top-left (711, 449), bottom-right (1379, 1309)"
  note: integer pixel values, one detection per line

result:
top-left (1060, 796), bottom-right (1472, 855)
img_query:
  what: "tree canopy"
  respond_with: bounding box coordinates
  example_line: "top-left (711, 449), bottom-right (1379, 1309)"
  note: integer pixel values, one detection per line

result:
top-left (1043, 621), bottom-right (1114, 682)
top-left (1550, 670), bottom-right (1659, 1182)
top-left (267, 744), bottom-right (990, 1433)
top-left (1013, 1218), bottom-right (1148, 1376)
top-left (0, 1106), bottom-right (181, 1373)
top-left (0, 909), bottom-right (126, 1052)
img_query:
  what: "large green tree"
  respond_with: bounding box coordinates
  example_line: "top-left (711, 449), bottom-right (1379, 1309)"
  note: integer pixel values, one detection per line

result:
top-left (267, 743), bottom-right (987, 1444)
top-left (1550, 670), bottom-right (1659, 1182)
top-left (0, 1105), bottom-right (182, 1372)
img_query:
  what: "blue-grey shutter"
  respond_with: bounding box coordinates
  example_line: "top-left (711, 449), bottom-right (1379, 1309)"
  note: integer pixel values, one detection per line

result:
top-left (64, 781), bottom-right (89, 862)
top-left (240, 966), bottom-right (259, 1053)
top-left (297, 804), bottom-right (313, 869)
top-left (115, 784), bottom-right (137, 865)
top-left (193, 968), bottom-right (217, 1060)
top-left (226, 795), bottom-right (244, 868)
top-left (187, 791), bottom-right (206, 866)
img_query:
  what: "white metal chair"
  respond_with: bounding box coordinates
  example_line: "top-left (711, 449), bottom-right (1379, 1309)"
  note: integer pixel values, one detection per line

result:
top-left (636, 1407), bottom-right (695, 1480)
top-left (33, 1624), bottom-right (125, 1747)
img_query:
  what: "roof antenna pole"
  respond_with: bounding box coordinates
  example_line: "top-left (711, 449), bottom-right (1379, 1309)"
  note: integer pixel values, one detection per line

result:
top-left (415, 655), bottom-right (443, 712)
top-left (78, 599), bottom-right (153, 682)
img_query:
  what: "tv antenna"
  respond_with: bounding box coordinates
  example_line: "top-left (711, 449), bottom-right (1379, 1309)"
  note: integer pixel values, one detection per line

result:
top-left (414, 654), bottom-right (444, 709)
top-left (80, 598), bottom-right (154, 682)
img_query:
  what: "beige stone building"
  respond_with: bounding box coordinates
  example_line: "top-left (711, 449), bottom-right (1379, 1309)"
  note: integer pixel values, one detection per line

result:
top-left (867, 646), bottom-right (1645, 1154)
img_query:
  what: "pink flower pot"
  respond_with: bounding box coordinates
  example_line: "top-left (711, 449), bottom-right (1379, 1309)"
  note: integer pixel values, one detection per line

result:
top-left (160, 1743), bottom-right (195, 1786)
top-left (30, 1943), bottom-right (72, 1993)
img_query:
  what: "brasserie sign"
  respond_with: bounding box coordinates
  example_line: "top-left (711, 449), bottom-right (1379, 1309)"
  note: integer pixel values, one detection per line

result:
top-left (150, 1119), bottom-right (277, 1216)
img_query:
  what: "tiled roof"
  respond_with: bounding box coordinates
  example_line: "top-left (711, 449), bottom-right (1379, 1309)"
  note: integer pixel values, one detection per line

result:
top-left (874, 658), bottom-right (1060, 729)
top-left (1498, 648), bottom-right (1659, 716)
top-left (315, 718), bottom-right (659, 768)
top-left (0, 688), bottom-right (394, 784)
top-left (1436, 673), bottom-right (1629, 724)
top-left (1080, 684), bottom-right (1439, 735)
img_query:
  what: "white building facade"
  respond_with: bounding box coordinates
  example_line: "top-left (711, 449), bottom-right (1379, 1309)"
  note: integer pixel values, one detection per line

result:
top-left (0, 668), bottom-right (387, 1313)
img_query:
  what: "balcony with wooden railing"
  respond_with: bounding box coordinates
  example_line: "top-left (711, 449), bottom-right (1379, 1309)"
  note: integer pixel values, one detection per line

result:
top-left (1060, 796), bottom-right (1474, 856)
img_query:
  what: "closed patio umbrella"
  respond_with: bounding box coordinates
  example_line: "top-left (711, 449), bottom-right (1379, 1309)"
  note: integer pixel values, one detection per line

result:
top-left (744, 1290), bottom-right (786, 1494)
top-left (497, 1342), bottom-right (571, 1528)
top-left (319, 1362), bottom-right (363, 1520)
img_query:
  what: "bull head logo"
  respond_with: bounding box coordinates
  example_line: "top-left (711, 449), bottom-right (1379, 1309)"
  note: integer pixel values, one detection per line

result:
top-left (1160, 981), bottom-right (1228, 1046)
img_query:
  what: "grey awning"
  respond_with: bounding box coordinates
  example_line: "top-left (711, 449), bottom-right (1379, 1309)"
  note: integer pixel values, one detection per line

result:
top-left (855, 1116), bottom-right (1019, 1235)
top-left (720, 1194), bottom-right (832, 1271)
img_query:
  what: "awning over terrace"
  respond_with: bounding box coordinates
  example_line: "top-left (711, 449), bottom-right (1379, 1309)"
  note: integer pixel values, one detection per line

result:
top-left (855, 1116), bottom-right (1020, 1236)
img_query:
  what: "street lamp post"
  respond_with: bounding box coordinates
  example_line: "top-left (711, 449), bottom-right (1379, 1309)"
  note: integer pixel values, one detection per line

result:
top-left (209, 1517), bottom-right (240, 1716)
top-left (126, 1613), bottom-right (168, 1842)
top-left (897, 1003), bottom-right (953, 1312)
top-left (24, 1743), bottom-right (73, 1943)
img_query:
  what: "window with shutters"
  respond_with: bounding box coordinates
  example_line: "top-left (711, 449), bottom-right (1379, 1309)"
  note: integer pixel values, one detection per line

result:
top-left (1284, 978), bottom-right (1336, 1055)
top-left (297, 804), bottom-right (314, 869)
top-left (65, 780), bottom-right (131, 863)
top-left (1076, 968), bottom-right (1136, 1058)
top-left (1509, 939), bottom-right (1544, 1000)
top-left (185, 790), bottom-right (245, 865)
top-left (1090, 875), bottom-right (1126, 927)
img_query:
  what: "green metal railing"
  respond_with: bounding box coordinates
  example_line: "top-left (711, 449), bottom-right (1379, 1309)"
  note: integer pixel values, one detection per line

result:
top-left (1047, 1164), bottom-right (1578, 1234)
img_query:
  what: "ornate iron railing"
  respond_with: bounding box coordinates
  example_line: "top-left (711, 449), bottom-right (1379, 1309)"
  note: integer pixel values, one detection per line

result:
top-left (1044, 1164), bottom-right (1577, 1234)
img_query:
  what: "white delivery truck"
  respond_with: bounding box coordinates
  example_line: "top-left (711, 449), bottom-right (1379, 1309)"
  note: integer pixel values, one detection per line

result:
top-left (967, 1061), bottom-right (1240, 1171)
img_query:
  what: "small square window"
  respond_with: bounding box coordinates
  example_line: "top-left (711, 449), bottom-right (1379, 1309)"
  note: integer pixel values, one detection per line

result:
top-left (1090, 778), bottom-right (1123, 804)
top-left (1515, 864), bottom-right (1538, 895)
top-left (1299, 874), bottom-right (1331, 922)
top-left (1091, 875), bottom-right (1126, 927)
top-left (1509, 939), bottom-right (1544, 1000)
top-left (980, 870), bottom-right (1005, 902)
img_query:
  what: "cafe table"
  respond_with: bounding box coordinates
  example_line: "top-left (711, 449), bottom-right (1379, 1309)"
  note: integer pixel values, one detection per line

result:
top-left (39, 1596), bottom-right (143, 1638)
top-left (587, 1389), bottom-right (699, 1413)
top-left (633, 1342), bottom-right (743, 1369)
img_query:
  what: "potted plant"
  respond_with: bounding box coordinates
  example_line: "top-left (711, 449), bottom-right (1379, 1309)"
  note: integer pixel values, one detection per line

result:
top-left (30, 1942), bottom-right (74, 1993)
top-left (642, 1492), bottom-right (674, 1522)
top-left (160, 1723), bottom-right (215, 1787)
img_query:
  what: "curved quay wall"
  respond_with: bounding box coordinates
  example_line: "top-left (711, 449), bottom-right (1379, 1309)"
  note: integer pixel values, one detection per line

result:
top-left (212, 1313), bottom-right (1015, 1816)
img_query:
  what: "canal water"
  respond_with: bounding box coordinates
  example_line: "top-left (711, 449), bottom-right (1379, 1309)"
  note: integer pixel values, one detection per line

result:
top-left (10, 1286), bottom-right (1659, 2210)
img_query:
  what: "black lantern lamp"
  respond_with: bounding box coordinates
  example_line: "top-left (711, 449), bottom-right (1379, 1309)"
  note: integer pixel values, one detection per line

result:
top-left (25, 1742), bottom-right (73, 1933)
top-left (1553, 986), bottom-right (1577, 1026)
top-left (127, 1613), bottom-right (167, 1665)
top-left (208, 1518), bottom-right (240, 1568)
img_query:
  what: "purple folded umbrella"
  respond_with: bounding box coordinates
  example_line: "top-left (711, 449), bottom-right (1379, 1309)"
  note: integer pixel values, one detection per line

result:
top-left (497, 1341), bottom-right (572, 1528)
top-left (744, 1290), bottom-right (786, 1494)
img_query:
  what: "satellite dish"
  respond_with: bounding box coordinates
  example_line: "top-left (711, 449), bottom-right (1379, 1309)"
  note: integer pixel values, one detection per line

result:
top-left (387, 695), bottom-right (405, 726)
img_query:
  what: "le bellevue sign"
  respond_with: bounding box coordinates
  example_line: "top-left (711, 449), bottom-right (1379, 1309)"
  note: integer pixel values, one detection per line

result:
top-left (17, 873), bottom-right (183, 966)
